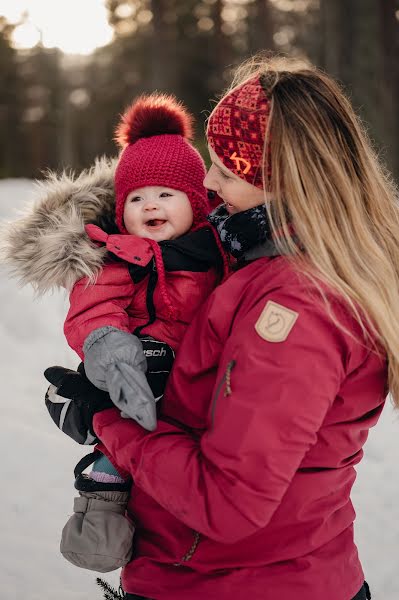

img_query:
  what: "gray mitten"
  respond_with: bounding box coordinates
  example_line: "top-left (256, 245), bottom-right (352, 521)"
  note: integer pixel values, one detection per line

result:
top-left (83, 327), bottom-right (157, 431)
top-left (61, 489), bottom-right (134, 572)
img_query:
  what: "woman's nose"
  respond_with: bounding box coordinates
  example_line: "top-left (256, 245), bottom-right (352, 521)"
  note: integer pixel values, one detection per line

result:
top-left (203, 168), bottom-right (218, 192)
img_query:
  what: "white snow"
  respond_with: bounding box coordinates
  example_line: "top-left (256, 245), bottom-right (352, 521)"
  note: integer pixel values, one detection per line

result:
top-left (0, 179), bottom-right (120, 600)
top-left (0, 179), bottom-right (397, 599)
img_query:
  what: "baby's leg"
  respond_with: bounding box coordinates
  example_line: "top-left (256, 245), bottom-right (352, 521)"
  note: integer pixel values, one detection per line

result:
top-left (61, 451), bottom-right (134, 572)
top-left (90, 453), bottom-right (126, 485)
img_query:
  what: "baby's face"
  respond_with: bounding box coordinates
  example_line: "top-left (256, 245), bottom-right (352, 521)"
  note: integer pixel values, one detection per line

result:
top-left (123, 186), bottom-right (193, 241)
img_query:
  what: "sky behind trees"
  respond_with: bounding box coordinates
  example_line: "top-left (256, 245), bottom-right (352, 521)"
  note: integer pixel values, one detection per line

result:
top-left (1, 0), bottom-right (113, 54)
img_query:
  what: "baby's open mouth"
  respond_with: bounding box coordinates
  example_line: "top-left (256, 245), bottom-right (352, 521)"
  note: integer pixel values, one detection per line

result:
top-left (145, 219), bottom-right (166, 227)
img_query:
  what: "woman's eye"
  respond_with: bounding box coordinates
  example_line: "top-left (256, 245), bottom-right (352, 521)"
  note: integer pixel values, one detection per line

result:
top-left (160, 192), bottom-right (172, 198)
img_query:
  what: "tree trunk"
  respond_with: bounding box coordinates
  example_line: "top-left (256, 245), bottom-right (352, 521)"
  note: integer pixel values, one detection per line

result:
top-left (378, 0), bottom-right (399, 179)
top-left (213, 0), bottom-right (229, 74)
top-left (249, 0), bottom-right (275, 54)
top-left (149, 0), bottom-right (177, 91)
top-left (319, 0), bottom-right (398, 180)
top-left (318, 0), bottom-right (352, 81)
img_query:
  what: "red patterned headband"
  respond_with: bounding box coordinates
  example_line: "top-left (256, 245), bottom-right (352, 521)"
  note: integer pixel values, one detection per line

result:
top-left (207, 75), bottom-right (271, 189)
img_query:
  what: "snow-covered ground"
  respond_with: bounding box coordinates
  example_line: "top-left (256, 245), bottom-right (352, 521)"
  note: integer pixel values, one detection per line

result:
top-left (0, 179), bottom-right (120, 600)
top-left (0, 178), bottom-right (397, 599)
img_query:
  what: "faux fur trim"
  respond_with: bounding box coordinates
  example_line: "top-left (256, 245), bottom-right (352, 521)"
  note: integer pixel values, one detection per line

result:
top-left (0, 156), bottom-right (118, 293)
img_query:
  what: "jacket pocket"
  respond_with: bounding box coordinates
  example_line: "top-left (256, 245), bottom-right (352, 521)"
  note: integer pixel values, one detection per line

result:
top-left (174, 360), bottom-right (237, 565)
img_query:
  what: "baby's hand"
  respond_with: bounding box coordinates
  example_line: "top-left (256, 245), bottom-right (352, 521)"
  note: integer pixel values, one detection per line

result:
top-left (138, 335), bottom-right (175, 402)
top-left (83, 327), bottom-right (157, 431)
top-left (44, 363), bottom-right (113, 444)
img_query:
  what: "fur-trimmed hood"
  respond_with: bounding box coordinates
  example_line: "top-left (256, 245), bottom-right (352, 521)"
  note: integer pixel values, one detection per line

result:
top-left (0, 156), bottom-right (119, 293)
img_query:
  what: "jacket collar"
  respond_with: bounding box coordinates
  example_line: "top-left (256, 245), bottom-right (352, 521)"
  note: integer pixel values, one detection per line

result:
top-left (85, 224), bottom-right (223, 272)
top-left (242, 239), bottom-right (282, 260)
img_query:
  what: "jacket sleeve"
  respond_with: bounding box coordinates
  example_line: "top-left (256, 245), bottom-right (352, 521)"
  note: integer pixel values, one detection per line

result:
top-left (93, 290), bottom-right (349, 544)
top-left (64, 262), bottom-right (135, 359)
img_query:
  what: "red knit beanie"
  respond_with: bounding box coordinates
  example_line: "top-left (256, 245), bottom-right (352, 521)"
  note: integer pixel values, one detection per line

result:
top-left (207, 75), bottom-right (272, 189)
top-left (114, 93), bottom-right (209, 233)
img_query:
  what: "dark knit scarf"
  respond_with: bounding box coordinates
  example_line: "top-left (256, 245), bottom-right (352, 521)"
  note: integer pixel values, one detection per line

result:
top-left (207, 203), bottom-right (278, 259)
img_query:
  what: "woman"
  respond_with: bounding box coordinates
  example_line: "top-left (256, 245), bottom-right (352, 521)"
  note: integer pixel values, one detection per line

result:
top-left (47, 55), bottom-right (399, 599)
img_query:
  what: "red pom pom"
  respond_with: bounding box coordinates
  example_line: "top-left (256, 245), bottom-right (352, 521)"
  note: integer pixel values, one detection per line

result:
top-left (115, 93), bottom-right (194, 148)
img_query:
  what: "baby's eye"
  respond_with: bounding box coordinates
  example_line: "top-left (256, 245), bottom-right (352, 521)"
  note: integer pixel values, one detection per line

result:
top-left (130, 196), bottom-right (143, 202)
top-left (160, 192), bottom-right (173, 198)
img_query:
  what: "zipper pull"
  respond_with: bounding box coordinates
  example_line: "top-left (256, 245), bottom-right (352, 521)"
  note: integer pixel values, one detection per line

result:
top-left (224, 359), bottom-right (236, 397)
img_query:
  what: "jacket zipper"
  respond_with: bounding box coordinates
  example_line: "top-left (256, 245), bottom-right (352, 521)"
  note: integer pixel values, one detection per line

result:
top-left (174, 359), bottom-right (236, 566)
top-left (173, 531), bottom-right (201, 567)
top-left (211, 359), bottom-right (236, 427)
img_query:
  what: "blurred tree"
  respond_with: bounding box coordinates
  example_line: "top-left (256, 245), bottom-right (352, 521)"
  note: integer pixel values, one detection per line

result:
top-left (379, 0), bottom-right (399, 178)
top-left (16, 45), bottom-right (64, 177)
top-left (0, 19), bottom-right (26, 177)
top-left (268, 0), bottom-right (318, 59)
top-left (247, 0), bottom-right (275, 54)
top-left (318, 0), bottom-right (399, 179)
top-left (58, 56), bottom-right (95, 169)
top-left (1, 0), bottom-right (397, 181)
top-left (102, 0), bottom-right (238, 155)
top-left (177, 0), bottom-right (233, 111)
top-left (149, 0), bottom-right (174, 89)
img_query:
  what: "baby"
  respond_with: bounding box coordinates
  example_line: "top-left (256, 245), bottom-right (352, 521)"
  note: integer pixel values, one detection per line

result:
top-left (49, 93), bottom-right (226, 572)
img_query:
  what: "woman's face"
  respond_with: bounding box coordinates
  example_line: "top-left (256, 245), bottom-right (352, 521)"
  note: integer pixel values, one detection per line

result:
top-left (204, 146), bottom-right (266, 214)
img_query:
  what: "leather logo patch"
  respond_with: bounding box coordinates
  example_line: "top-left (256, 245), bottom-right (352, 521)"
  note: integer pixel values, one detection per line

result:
top-left (255, 301), bottom-right (298, 342)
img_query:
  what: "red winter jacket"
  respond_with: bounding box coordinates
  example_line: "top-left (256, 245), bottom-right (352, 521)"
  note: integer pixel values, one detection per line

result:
top-left (64, 225), bottom-right (221, 357)
top-left (94, 254), bottom-right (387, 600)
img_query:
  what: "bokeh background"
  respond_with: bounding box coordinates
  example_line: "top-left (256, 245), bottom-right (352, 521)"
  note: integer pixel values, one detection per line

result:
top-left (0, 0), bottom-right (398, 180)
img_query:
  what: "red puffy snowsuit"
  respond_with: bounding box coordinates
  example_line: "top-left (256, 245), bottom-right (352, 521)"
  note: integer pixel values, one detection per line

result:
top-left (93, 253), bottom-right (387, 600)
top-left (64, 224), bottom-right (221, 358)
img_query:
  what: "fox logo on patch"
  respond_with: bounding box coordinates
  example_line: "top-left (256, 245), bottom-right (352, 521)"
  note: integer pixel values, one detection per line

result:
top-left (255, 301), bottom-right (298, 342)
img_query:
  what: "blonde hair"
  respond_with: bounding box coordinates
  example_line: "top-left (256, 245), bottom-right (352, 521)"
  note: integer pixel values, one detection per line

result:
top-left (225, 54), bottom-right (399, 404)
